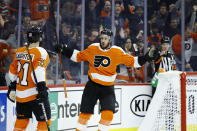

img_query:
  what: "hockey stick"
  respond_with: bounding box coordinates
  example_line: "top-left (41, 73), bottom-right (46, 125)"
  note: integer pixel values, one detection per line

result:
top-left (46, 50), bottom-right (68, 97)
top-left (62, 71), bottom-right (68, 98)
top-left (47, 49), bottom-right (57, 56)
top-left (56, 31), bottom-right (68, 98)
top-left (56, 40), bottom-right (68, 98)
top-left (25, 44), bottom-right (50, 131)
top-left (51, 1), bottom-right (68, 98)
top-left (51, 4), bottom-right (68, 98)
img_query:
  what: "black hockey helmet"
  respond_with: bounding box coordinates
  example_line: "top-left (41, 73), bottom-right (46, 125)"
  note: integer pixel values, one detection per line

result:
top-left (101, 28), bottom-right (113, 37)
top-left (27, 26), bottom-right (43, 43)
top-left (161, 36), bottom-right (170, 44)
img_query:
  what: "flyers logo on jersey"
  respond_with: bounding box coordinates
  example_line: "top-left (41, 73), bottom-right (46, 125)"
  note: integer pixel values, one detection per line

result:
top-left (94, 55), bottom-right (111, 67)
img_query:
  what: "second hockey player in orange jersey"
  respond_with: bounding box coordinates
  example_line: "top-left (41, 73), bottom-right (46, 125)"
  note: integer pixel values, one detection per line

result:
top-left (55, 28), bottom-right (157, 131)
top-left (72, 42), bottom-right (141, 86)
top-left (9, 46), bottom-right (49, 103)
top-left (7, 26), bottom-right (51, 131)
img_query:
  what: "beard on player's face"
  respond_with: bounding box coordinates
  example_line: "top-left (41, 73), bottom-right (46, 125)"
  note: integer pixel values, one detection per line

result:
top-left (100, 35), bottom-right (111, 49)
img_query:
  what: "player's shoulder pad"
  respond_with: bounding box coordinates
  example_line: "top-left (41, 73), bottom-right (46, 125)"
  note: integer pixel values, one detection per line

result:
top-left (111, 45), bottom-right (126, 54)
top-left (16, 46), bottom-right (26, 52)
top-left (36, 47), bottom-right (49, 60)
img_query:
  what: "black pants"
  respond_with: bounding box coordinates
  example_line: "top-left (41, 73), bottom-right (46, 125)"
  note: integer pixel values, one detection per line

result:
top-left (16, 99), bottom-right (51, 121)
top-left (80, 79), bottom-right (116, 114)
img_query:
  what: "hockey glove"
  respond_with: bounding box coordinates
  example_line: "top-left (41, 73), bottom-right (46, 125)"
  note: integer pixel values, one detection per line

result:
top-left (138, 47), bottom-right (160, 66)
top-left (54, 44), bottom-right (74, 58)
top-left (152, 48), bottom-right (161, 61)
top-left (7, 81), bottom-right (16, 103)
top-left (54, 44), bottom-right (64, 54)
top-left (36, 81), bottom-right (49, 102)
top-left (137, 48), bottom-right (153, 66)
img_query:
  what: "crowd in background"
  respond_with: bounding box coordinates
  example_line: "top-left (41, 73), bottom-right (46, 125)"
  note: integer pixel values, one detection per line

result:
top-left (0, 0), bottom-right (197, 85)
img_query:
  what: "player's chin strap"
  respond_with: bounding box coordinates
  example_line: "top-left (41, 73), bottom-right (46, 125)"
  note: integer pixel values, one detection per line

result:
top-left (24, 43), bottom-right (50, 131)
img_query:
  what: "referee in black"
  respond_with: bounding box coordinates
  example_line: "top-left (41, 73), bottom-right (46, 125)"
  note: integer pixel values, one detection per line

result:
top-left (151, 36), bottom-right (177, 96)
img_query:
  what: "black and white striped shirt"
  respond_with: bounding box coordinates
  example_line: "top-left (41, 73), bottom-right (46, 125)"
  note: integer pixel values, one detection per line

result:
top-left (155, 51), bottom-right (176, 72)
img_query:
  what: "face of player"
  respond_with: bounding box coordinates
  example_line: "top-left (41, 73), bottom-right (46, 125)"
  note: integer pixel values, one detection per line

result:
top-left (100, 34), bottom-right (111, 49)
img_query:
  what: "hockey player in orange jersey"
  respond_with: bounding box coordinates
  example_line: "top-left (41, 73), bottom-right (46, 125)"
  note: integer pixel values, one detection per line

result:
top-left (55, 28), bottom-right (157, 131)
top-left (7, 26), bottom-right (51, 131)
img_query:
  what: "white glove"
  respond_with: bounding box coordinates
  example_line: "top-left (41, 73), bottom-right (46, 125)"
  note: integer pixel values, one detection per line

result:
top-left (8, 90), bottom-right (16, 102)
top-left (7, 81), bottom-right (16, 103)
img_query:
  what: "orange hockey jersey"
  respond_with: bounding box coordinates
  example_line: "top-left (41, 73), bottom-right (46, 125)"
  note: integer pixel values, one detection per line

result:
top-left (70, 43), bottom-right (141, 86)
top-left (9, 46), bottom-right (49, 103)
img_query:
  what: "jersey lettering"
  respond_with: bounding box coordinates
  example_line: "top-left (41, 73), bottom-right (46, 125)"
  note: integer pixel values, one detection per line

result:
top-left (94, 55), bottom-right (111, 67)
top-left (16, 53), bottom-right (34, 61)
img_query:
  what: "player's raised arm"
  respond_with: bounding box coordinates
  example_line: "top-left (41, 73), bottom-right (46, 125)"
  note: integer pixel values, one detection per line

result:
top-left (137, 47), bottom-right (160, 66)
top-left (120, 45), bottom-right (160, 68)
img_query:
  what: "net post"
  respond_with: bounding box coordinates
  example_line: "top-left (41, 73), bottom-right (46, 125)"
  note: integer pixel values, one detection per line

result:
top-left (180, 72), bottom-right (186, 131)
